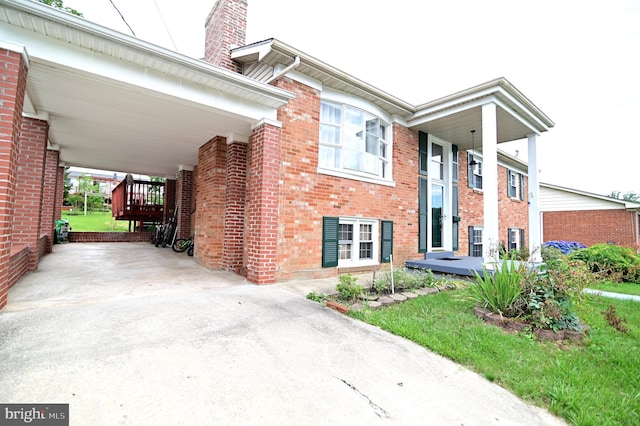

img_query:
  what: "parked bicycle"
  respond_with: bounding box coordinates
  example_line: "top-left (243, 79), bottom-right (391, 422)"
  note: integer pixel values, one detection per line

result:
top-left (155, 217), bottom-right (177, 248)
top-left (172, 235), bottom-right (194, 256)
top-left (150, 223), bottom-right (163, 245)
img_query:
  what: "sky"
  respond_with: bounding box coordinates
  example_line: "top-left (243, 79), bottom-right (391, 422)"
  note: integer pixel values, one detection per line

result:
top-left (62, 0), bottom-right (639, 197)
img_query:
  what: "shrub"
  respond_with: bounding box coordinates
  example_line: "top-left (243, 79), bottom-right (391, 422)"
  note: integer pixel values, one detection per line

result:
top-left (373, 267), bottom-right (437, 293)
top-left (571, 244), bottom-right (640, 282)
top-left (542, 240), bottom-right (586, 255)
top-left (336, 274), bottom-right (363, 303)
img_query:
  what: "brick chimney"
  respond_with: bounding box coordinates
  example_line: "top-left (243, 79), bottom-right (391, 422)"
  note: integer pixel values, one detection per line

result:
top-left (204, 0), bottom-right (247, 73)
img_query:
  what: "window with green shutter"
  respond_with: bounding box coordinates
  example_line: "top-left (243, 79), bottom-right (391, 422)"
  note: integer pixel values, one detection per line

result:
top-left (419, 131), bottom-right (428, 175)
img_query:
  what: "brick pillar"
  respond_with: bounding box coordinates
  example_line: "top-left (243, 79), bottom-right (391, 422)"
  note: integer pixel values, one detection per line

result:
top-left (163, 178), bottom-right (176, 223)
top-left (55, 166), bottom-right (64, 224)
top-left (245, 121), bottom-right (281, 284)
top-left (13, 117), bottom-right (48, 269)
top-left (223, 141), bottom-right (247, 273)
top-left (40, 148), bottom-right (60, 253)
top-left (175, 168), bottom-right (193, 239)
top-left (194, 137), bottom-right (227, 269)
top-left (0, 48), bottom-right (28, 309)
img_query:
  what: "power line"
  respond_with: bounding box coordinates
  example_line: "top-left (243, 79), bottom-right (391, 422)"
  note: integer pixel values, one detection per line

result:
top-left (109, 0), bottom-right (136, 37)
top-left (152, 0), bottom-right (178, 51)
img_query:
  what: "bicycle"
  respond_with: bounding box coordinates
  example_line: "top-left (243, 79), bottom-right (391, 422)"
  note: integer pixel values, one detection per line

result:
top-left (150, 223), bottom-right (163, 245)
top-left (172, 235), bottom-right (194, 256)
top-left (156, 217), bottom-right (176, 247)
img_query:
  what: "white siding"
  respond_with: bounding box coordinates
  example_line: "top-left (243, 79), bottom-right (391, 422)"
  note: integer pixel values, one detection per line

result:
top-left (540, 186), bottom-right (624, 211)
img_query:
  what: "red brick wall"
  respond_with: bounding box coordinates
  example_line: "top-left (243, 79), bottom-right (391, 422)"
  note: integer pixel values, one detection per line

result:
top-left (456, 153), bottom-right (528, 255)
top-left (543, 209), bottom-right (638, 248)
top-left (9, 245), bottom-right (29, 289)
top-left (223, 142), bottom-right (247, 272)
top-left (41, 149), bottom-right (60, 253)
top-left (0, 49), bottom-right (28, 310)
top-left (13, 117), bottom-right (48, 269)
top-left (68, 232), bottom-right (151, 242)
top-left (163, 178), bottom-right (176, 223)
top-left (245, 123), bottom-right (281, 284)
top-left (272, 77), bottom-right (422, 280)
top-left (194, 137), bottom-right (227, 269)
top-left (204, 0), bottom-right (247, 73)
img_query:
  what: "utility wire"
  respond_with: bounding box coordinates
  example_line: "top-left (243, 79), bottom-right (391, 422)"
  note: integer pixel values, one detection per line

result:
top-left (152, 0), bottom-right (179, 51)
top-left (109, 0), bottom-right (136, 37)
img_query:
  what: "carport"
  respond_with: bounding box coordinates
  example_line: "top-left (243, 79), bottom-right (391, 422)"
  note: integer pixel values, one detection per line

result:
top-left (0, 0), bottom-right (294, 309)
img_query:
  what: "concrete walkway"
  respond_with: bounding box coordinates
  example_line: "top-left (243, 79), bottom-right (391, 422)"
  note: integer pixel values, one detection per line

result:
top-left (583, 288), bottom-right (640, 302)
top-left (0, 243), bottom-right (567, 425)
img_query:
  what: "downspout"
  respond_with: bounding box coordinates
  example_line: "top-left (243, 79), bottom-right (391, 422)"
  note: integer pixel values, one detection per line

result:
top-left (266, 56), bottom-right (300, 84)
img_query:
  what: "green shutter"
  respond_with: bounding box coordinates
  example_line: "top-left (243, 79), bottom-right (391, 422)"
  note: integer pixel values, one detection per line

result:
top-left (419, 131), bottom-right (428, 175)
top-left (452, 185), bottom-right (459, 251)
top-left (520, 174), bottom-right (526, 201)
top-left (507, 170), bottom-right (515, 198)
top-left (322, 217), bottom-right (339, 267)
top-left (418, 178), bottom-right (428, 253)
top-left (381, 220), bottom-right (393, 263)
top-left (468, 226), bottom-right (475, 256)
top-left (467, 153), bottom-right (474, 188)
top-left (452, 144), bottom-right (459, 182)
top-left (520, 228), bottom-right (526, 250)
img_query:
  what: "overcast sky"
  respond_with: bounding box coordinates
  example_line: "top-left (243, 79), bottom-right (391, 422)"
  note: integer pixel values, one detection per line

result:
top-left (62, 0), bottom-right (639, 196)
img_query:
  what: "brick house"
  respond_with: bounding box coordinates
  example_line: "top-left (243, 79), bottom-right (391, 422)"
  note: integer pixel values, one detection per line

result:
top-left (0, 0), bottom-right (553, 309)
top-left (540, 183), bottom-right (640, 250)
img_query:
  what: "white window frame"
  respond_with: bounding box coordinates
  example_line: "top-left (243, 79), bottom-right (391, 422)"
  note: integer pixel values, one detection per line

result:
top-left (338, 217), bottom-right (379, 267)
top-left (318, 98), bottom-right (393, 186)
top-left (471, 226), bottom-right (483, 257)
top-left (508, 228), bottom-right (521, 251)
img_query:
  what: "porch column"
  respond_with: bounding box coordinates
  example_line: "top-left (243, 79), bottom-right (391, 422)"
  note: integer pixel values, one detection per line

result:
top-left (481, 102), bottom-right (500, 261)
top-left (13, 117), bottom-right (48, 270)
top-left (176, 167), bottom-right (193, 239)
top-left (245, 119), bottom-right (281, 284)
top-left (40, 147), bottom-right (60, 253)
top-left (163, 178), bottom-right (176, 223)
top-left (527, 133), bottom-right (542, 262)
top-left (0, 46), bottom-right (28, 309)
top-left (223, 139), bottom-right (248, 273)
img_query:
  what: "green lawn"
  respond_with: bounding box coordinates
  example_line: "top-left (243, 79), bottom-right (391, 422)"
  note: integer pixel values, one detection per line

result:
top-left (62, 211), bottom-right (129, 232)
top-left (351, 291), bottom-right (640, 425)
top-left (587, 281), bottom-right (640, 297)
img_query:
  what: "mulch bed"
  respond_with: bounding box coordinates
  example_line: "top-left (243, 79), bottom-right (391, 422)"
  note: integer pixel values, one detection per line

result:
top-left (473, 307), bottom-right (589, 341)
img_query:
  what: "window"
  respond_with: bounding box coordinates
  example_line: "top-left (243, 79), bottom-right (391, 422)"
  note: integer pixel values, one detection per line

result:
top-left (319, 102), bottom-right (390, 180)
top-left (508, 228), bottom-right (525, 251)
top-left (469, 226), bottom-right (483, 257)
top-left (507, 170), bottom-right (525, 201)
top-left (468, 153), bottom-right (483, 190)
top-left (323, 217), bottom-right (392, 267)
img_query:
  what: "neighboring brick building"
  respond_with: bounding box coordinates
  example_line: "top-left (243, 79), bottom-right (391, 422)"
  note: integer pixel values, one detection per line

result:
top-left (0, 0), bottom-right (554, 309)
top-left (541, 183), bottom-right (640, 250)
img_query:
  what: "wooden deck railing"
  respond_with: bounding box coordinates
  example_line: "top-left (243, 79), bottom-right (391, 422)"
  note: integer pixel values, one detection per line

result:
top-left (112, 178), bottom-right (164, 222)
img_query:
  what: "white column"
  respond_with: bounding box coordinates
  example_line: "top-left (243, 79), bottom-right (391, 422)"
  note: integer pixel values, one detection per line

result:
top-left (527, 133), bottom-right (542, 262)
top-left (482, 102), bottom-right (499, 261)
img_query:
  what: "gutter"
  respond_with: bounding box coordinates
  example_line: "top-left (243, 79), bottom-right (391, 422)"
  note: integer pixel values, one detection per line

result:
top-left (266, 55), bottom-right (300, 84)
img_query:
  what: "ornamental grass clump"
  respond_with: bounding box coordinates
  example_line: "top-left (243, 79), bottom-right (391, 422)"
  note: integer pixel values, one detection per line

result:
top-left (468, 259), bottom-right (523, 318)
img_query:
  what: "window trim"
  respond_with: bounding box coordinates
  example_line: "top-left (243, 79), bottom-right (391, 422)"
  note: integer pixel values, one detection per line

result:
top-left (467, 152), bottom-right (483, 190)
top-left (318, 100), bottom-right (393, 184)
top-left (507, 170), bottom-right (526, 201)
top-left (469, 226), bottom-right (483, 257)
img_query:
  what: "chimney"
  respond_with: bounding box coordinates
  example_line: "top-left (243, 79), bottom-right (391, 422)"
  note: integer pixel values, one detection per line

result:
top-left (204, 0), bottom-right (248, 73)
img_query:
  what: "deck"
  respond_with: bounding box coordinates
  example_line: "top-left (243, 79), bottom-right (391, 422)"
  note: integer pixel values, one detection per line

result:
top-left (111, 177), bottom-right (164, 223)
top-left (406, 251), bottom-right (541, 277)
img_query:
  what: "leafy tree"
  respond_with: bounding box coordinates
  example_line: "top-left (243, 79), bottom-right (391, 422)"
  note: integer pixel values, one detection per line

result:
top-left (607, 190), bottom-right (640, 203)
top-left (38, 0), bottom-right (83, 17)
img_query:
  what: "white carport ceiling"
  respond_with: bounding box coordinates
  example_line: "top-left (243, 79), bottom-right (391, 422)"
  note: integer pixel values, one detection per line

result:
top-left (1, 0), bottom-right (293, 178)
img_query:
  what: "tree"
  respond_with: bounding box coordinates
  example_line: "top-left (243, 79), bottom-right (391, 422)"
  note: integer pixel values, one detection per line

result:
top-left (37, 0), bottom-right (83, 17)
top-left (607, 190), bottom-right (640, 203)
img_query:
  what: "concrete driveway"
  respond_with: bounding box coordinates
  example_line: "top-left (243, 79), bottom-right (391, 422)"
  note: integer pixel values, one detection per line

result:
top-left (0, 243), bottom-right (567, 425)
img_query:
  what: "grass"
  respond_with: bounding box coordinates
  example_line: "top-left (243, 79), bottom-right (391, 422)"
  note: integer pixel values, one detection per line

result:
top-left (62, 210), bottom-right (129, 232)
top-left (587, 281), bottom-right (640, 297)
top-left (351, 291), bottom-right (640, 425)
